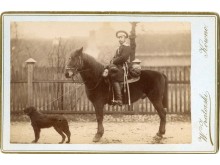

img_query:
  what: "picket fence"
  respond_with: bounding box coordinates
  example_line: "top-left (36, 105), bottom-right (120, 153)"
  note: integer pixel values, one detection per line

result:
top-left (10, 66), bottom-right (191, 114)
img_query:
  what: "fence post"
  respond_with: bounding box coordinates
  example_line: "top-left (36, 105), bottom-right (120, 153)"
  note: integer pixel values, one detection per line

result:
top-left (25, 58), bottom-right (36, 106)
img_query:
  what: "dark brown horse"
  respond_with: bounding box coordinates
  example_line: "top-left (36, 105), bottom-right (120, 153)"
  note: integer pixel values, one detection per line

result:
top-left (65, 47), bottom-right (168, 142)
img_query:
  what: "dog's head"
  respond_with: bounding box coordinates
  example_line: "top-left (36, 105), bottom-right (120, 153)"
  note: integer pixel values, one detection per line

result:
top-left (24, 106), bottom-right (37, 116)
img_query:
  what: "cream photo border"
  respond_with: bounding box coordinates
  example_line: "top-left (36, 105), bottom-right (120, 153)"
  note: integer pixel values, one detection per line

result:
top-left (1, 13), bottom-right (218, 153)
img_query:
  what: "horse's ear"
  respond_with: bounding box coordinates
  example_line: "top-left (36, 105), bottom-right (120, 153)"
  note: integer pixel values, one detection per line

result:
top-left (78, 47), bottom-right (83, 54)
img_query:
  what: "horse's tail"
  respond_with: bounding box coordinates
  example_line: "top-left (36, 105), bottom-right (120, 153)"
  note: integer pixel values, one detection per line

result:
top-left (162, 74), bottom-right (168, 109)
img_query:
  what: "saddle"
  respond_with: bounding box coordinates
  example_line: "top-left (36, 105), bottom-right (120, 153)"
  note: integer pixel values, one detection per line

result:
top-left (102, 62), bottom-right (141, 105)
top-left (102, 62), bottom-right (141, 83)
top-left (121, 62), bottom-right (141, 84)
top-left (120, 77), bottom-right (140, 84)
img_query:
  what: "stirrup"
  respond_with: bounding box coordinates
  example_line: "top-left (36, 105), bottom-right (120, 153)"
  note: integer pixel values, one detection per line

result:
top-left (111, 100), bottom-right (117, 106)
top-left (111, 100), bottom-right (122, 106)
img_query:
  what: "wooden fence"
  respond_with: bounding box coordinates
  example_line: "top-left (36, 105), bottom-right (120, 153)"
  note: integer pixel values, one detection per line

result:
top-left (10, 65), bottom-right (191, 114)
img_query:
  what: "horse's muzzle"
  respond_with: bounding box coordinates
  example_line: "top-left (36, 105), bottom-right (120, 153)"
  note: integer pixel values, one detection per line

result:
top-left (65, 69), bottom-right (75, 78)
top-left (65, 72), bottom-right (71, 78)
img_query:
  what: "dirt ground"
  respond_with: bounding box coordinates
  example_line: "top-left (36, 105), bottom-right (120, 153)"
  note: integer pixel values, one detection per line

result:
top-left (10, 115), bottom-right (191, 144)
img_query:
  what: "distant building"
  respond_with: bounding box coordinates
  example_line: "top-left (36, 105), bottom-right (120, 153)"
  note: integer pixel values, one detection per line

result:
top-left (135, 33), bottom-right (191, 66)
top-left (87, 23), bottom-right (117, 64)
top-left (136, 54), bottom-right (191, 67)
top-left (87, 23), bottom-right (191, 66)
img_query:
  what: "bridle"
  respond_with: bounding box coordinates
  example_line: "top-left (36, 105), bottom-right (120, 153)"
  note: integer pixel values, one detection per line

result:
top-left (66, 54), bottom-right (85, 73)
top-left (66, 54), bottom-right (103, 91)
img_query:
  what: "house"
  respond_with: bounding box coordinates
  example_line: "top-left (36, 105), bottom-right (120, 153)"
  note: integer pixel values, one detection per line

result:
top-left (87, 23), bottom-right (191, 66)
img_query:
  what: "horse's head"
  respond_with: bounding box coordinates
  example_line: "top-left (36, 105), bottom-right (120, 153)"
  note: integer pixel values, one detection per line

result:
top-left (65, 47), bottom-right (84, 78)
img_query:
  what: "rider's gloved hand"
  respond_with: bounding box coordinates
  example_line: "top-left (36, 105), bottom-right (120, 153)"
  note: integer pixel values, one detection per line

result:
top-left (102, 69), bottom-right (109, 77)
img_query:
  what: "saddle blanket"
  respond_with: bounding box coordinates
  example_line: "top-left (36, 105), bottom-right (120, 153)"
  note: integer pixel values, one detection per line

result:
top-left (120, 77), bottom-right (140, 84)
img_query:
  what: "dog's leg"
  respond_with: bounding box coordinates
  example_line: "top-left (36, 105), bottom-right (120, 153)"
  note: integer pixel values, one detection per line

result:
top-left (54, 127), bottom-right (66, 144)
top-left (32, 126), bottom-right (40, 143)
top-left (63, 127), bottom-right (71, 143)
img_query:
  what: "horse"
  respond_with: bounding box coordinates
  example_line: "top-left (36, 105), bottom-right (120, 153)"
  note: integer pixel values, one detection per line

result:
top-left (65, 47), bottom-right (168, 142)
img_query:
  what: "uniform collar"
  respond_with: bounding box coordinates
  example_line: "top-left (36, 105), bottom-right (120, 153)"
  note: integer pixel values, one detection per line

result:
top-left (120, 42), bottom-right (130, 47)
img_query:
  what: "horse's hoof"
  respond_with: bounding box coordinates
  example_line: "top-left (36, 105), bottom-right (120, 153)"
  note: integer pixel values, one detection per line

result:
top-left (156, 132), bottom-right (163, 138)
top-left (152, 134), bottom-right (164, 144)
top-left (93, 137), bottom-right (101, 142)
top-left (93, 134), bottom-right (102, 142)
top-left (59, 141), bottom-right (64, 144)
top-left (32, 140), bottom-right (37, 143)
top-left (152, 133), bottom-right (163, 142)
top-left (66, 140), bottom-right (70, 144)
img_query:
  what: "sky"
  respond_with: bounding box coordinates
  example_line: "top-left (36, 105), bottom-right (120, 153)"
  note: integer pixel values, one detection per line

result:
top-left (11, 22), bottom-right (191, 39)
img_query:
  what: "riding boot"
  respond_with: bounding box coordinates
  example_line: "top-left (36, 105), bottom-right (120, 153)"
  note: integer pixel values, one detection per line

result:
top-left (112, 82), bottom-right (122, 106)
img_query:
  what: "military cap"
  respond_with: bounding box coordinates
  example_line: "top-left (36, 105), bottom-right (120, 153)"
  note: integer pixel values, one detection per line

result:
top-left (132, 59), bottom-right (141, 63)
top-left (116, 30), bottom-right (129, 38)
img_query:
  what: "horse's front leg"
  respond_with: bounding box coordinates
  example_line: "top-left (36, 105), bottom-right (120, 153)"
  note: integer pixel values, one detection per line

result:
top-left (93, 102), bottom-right (104, 142)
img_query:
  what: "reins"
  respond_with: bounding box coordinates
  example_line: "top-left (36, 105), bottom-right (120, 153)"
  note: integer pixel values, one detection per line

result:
top-left (39, 53), bottom-right (104, 110)
top-left (38, 87), bottom-right (80, 110)
top-left (67, 53), bottom-right (104, 91)
top-left (85, 75), bottom-right (103, 91)
top-left (73, 69), bottom-right (103, 91)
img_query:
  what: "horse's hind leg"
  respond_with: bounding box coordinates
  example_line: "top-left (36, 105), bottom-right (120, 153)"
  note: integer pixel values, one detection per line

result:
top-left (151, 99), bottom-right (166, 137)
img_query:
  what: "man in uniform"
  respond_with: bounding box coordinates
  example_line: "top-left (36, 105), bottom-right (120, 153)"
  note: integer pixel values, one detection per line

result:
top-left (109, 30), bottom-right (132, 106)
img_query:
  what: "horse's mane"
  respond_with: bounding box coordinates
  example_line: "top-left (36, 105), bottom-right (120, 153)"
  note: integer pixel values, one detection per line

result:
top-left (82, 53), bottom-right (104, 78)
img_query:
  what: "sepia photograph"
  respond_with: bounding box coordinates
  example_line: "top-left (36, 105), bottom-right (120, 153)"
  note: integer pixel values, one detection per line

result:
top-left (1, 13), bottom-right (218, 153)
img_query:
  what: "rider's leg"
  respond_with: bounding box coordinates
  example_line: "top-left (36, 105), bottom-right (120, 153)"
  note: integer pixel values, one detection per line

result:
top-left (112, 81), bottom-right (122, 106)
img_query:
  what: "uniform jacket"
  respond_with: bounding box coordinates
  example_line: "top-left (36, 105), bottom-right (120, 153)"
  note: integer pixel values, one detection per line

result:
top-left (113, 44), bottom-right (132, 66)
top-left (110, 44), bottom-right (132, 82)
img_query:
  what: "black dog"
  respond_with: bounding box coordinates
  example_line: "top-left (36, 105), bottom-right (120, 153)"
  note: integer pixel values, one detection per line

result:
top-left (24, 106), bottom-right (71, 144)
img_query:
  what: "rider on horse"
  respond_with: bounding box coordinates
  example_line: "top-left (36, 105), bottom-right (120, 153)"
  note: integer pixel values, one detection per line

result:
top-left (108, 30), bottom-right (132, 106)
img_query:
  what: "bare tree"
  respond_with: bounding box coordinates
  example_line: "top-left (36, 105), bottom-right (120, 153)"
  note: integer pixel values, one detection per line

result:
top-left (48, 37), bottom-right (68, 79)
top-left (47, 37), bottom-right (69, 110)
top-left (129, 22), bottom-right (139, 62)
top-left (11, 22), bottom-right (21, 67)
